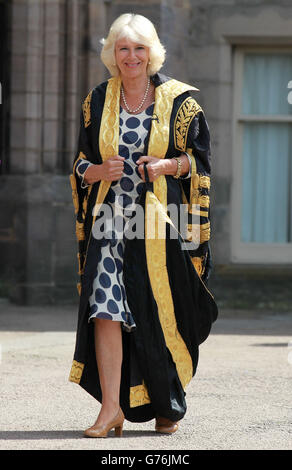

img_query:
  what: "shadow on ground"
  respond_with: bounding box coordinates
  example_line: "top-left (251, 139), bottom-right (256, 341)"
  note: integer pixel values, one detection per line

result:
top-left (0, 299), bottom-right (292, 336)
top-left (0, 430), bottom-right (157, 440)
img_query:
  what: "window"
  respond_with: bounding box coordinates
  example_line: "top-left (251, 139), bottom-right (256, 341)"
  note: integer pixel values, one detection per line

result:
top-left (232, 48), bottom-right (292, 263)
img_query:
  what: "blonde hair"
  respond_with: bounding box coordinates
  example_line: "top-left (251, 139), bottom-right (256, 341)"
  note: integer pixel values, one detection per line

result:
top-left (100, 13), bottom-right (166, 77)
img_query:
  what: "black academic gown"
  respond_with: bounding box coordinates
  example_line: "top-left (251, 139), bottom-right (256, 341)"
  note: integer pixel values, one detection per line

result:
top-left (68, 73), bottom-right (218, 422)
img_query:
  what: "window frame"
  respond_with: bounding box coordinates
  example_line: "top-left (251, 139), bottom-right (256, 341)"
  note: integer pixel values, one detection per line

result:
top-left (231, 46), bottom-right (292, 263)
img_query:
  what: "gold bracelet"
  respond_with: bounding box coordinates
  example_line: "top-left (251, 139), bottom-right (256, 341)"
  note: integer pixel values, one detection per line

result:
top-left (173, 157), bottom-right (182, 179)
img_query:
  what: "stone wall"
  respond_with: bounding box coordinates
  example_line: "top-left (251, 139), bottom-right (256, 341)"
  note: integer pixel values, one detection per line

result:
top-left (1, 0), bottom-right (292, 308)
top-left (0, 0), bottom-right (109, 304)
top-left (184, 0), bottom-right (292, 308)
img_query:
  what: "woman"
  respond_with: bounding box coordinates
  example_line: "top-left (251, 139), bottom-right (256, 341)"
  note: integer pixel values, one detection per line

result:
top-left (69, 13), bottom-right (218, 438)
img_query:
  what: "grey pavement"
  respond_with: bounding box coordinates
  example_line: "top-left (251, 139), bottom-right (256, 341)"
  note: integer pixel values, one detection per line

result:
top-left (0, 298), bottom-right (291, 450)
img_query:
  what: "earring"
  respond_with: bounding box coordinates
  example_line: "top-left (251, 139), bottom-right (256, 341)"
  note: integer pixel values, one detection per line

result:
top-left (148, 60), bottom-right (151, 64)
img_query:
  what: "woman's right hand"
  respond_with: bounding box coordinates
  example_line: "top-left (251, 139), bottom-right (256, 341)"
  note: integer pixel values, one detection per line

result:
top-left (84, 155), bottom-right (125, 184)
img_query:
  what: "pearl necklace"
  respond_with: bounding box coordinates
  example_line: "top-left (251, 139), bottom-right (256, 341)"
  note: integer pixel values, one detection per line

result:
top-left (121, 77), bottom-right (151, 114)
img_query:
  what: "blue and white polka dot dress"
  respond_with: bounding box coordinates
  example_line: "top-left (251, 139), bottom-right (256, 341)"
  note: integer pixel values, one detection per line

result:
top-left (76, 103), bottom-right (155, 331)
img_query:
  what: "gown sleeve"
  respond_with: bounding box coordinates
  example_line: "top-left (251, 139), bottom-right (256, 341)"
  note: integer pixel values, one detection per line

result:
top-left (69, 93), bottom-right (96, 284)
top-left (75, 158), bottom-right (94, 189)
top-left (180, 108), bottom-right (213, 284)
top-left (73, 94), bottom-right (96, 178)
top-left (70, 91), bottom-right (96, 213)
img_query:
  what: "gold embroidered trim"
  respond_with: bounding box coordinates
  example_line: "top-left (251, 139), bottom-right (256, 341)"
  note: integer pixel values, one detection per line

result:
top-left (82, 91), bottom-right (92, 128)
top-left (174, 98), bottom-right (202, 152)
top-left (186, 223), bottom-right (200, 244)
top-left (70, 150), bottom-right (90, 217)
top-left (188, 204), bottom-right (208, 218)
top-left (69, 360), bottom-right (84, 384)
top-left (186, 222), bottom-right (210, 244)
top-left (145, 191), bottom-right (193, 390)
top-left (184, 149), bottom-right (211, 244)
top-left (191, 256), bottom-right (203, 277)
top-left (189, 150), bottom-right (199, 207)
top-left (77, 253), bottom-right (84, 275)
top-left (70, 152), bottom-right (89, 217)
top-left (199, 195), bottom-right (210, 208)
top-left (73, 151), bottom-right (87, 173)
top-left (201, 222), bottom-right (211, 243)
top-left (147, 79), bottom-right (198, 206)
top-left (91, 77), bottom-right (121, 226)
top-left (76, 282), bottom-right (81, 296)
top-left (130, 382), bottom-right (151, 408)
top-left (142, 80), bottom-right (200, 390)
top-left (199, 209), bottom-right (209, 217)
top-left (191, 255), bottom-right (208, 278)
top-left (82, 186), bottom-right (92, 219)
top-left (199, 175), bottom-right (210, 189)
top-left (76, 220), bottom-right (85, 241)
top-left (70, 174), bottom-right (78, 215)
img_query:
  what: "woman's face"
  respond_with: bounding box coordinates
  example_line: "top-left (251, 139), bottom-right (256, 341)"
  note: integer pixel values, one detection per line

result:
top-left (115, 38), bottom-right (150, 80)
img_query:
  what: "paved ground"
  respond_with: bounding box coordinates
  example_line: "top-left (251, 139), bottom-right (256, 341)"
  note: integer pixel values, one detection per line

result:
top-left (0, 299), bottom-right (291, 451)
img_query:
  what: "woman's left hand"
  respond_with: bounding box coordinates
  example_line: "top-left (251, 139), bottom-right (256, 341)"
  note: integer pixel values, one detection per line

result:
top-left (136, 155), bottom-right (165, 182)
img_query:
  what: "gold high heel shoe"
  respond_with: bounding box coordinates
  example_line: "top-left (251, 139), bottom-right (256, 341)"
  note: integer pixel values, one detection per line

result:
top-left (155, 416), bottom-right (179, 434)
top-left (84, 408), bottom-right (125, 438)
